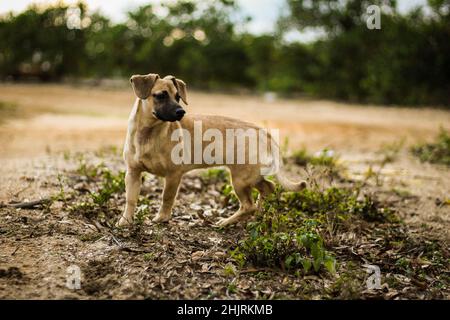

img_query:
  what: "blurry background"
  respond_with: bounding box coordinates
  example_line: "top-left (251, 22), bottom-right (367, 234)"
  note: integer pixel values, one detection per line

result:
top-left (1, 0), bottom-right (449, 105)
top-left (0, 0), bottom-right (449, 162)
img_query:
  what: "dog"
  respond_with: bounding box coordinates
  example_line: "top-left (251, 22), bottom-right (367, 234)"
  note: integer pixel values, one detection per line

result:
top-left (117, 73), bottom-right (306, 228)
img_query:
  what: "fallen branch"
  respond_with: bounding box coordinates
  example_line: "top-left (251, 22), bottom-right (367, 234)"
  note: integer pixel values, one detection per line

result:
top-left (2, 198), bottom-right (51, 209)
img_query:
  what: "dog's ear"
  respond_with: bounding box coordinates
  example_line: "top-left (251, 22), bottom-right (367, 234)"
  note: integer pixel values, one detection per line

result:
top-left (174, 78), bottom-right (188, 105)
top-left (130, 73), bottom-right (159, 99)
top-left (165, 75), bottom-right (188, 105)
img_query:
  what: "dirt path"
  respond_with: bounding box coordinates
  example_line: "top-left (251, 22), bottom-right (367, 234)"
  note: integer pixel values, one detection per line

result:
top-left (1, 83), bottom-right (449, 158)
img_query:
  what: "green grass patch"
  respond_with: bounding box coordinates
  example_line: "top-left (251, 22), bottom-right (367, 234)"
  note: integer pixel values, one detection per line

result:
top-left (292, 148), bottom-right (338, 168)
top-left (0, 101), bottom-right (18, 122)
top-left (68, 161), bottom-right (125, 221)
top-left (231, 185), bottom-right (395, 275)
top-left (411, 128), bottom-right (450, 165)
top-left (200, 168), bottom-right (229, 184)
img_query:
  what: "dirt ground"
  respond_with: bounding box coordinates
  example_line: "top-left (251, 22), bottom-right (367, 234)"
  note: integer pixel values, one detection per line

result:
top-left (0, 83), bottom-right (449, 299)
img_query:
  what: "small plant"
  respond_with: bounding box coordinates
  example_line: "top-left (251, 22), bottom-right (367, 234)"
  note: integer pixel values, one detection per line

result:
top-left (200, 168), bottom-right (229, 184)
top-left (378, 140), bottom-right (404, 164)
top-left (292, 148), bottom-right (338, 168)
top-left (53, 174), bottom-right (67, 202)
top-left (142, 253), bottom-right (154, 261)
top-left (135, 203), bottom-right (151, 225)
top-left (68, 162), bottom-right (125, 224)
top-left (221, 183), bottom-right (238, 205)
top-left (89, 166), bottom-right (125, 206)
top-left (68, 201), bottom-right (98, 217)
top-left (411, 128), bottom-right (450, 165)
top-left (76, 155), bottom-right (100, 179)
top-left (222, 263), bottom-right (237, 277)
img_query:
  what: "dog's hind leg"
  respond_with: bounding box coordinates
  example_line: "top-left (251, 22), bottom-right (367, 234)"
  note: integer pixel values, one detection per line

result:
top-left (117, 168), bottom-right (142, 227)
top-left (153, 173), bottom-right (182, 223)
top-left (255, 178), bottom-right (275, 198)
top-left (255, 178), bottom-right (276, 210)
top-left (217, 176), bottom-right (257, 227)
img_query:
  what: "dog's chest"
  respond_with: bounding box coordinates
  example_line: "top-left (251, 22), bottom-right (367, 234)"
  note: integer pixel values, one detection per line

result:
top-left (126, 124), bottom-right (169, 175)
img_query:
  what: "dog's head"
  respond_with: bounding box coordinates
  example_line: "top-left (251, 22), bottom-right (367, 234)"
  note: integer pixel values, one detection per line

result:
top-left (130, 73), bottom-right (188, 122)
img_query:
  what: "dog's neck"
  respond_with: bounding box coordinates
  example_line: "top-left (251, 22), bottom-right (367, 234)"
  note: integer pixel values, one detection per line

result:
top-left (125, 98), bottom-right (161, 158)
top-left (135, 99), bottom-right (159, 128)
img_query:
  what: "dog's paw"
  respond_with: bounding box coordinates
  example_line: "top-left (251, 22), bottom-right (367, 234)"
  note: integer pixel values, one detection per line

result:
top-left (215, 217), bottom-right (232, 228)
top-left (116, 216), bottom-right (133, 227)
top-left (152, 214), bottom-right (171, 223)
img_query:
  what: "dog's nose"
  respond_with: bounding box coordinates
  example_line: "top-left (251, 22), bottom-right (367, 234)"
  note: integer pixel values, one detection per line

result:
top-left (175, 108), bottom-right (185, 117)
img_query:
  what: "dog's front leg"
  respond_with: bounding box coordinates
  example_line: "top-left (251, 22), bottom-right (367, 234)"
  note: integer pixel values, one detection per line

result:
top-left (117, 168), bottom-right (142, 227)
top-left (153, 173), bottom-right (182, 223)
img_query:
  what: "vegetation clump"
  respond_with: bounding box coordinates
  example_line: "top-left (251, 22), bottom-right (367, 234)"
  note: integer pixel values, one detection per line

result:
top-left (292, 148), bottom-right (338, 168)
top-left (411, 129), bottom-right (450, 166)
top-left (232, 184), bottom-right (394, 275)
top-left (68, 160), bottom-right (125, 222)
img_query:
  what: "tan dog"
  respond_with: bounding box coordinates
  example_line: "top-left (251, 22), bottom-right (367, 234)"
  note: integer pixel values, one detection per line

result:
top-left (117, 73), bottom-right (306, 227)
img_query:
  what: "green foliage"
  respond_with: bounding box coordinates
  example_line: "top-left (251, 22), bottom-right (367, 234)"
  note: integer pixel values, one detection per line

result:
top-left (281, 0), bottom-right (450, 105)
top-left (200, 168), bottom-right (229, 184)
top-left (135, 203), bottom-right (151, 225)
top-left (74, 158), bottom-right (125, 206)
top-left (232, 184), bottom-right (395, 274)
top-left (292, 148), bottom-right (337, 167)
top-left (69, 161), bottom-right (125, 220)
top-left (89, 167), bottom-right (125, 206)
top-left (1, 1), bottom-right (448, 106)
top-left (411, 129), bottom-right (450, 165)
top-left (76, 155), bottom-right (100, 180)
top-left (378, 140), bottom-right (404, 164)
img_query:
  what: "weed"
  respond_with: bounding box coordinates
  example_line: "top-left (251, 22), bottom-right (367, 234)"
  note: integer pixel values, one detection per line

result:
top-left (135, 204), bottom-right (151, 225)
top-left (53, 174), bottom-right (67, 202)
top-left (221, 183), bottom-right (239, 206)
top-left (142, 253), bottom-right (154, 261)
top-left (232, 184), bottom-right (394, 275)
top-left (227, 281), bottom-right (238, 294)
top-left (223, 263), bottom-right (237, 277)
top-left (293, 148), bottom-right (338, 168)
top-left (76, 155), bottom-right (101, 180)
top-left (68, 201), bottom-right (98, 217)
top-left (200, 168), bottom-right (229, 184)
top-left (378, 140), bottom-right (404, 164)
top-left (411, 128), bottom-right (450, 165)
top-left (90, 166), bottom-right (125, 206)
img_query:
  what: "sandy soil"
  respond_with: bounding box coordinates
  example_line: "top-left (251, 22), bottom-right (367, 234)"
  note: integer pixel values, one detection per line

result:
top-left (1, 83), bottom-right (449, 158)
top-left (0, 83), bottom-right (449, 299)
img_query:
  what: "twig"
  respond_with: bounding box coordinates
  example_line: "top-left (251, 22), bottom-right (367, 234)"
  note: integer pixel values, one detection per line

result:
top-left (11, 246), bottom-right (20, 256)
top-left (4, 198), bottom-right (51, 209)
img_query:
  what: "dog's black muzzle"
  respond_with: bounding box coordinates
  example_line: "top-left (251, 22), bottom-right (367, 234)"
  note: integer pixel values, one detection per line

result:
top-left (153, 103), bottom-right (185, 122)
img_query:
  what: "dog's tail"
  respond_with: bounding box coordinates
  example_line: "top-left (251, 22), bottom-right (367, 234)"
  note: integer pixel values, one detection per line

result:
top-left (263, 130), bottom-right (307, 192)
top-left (275, 169), bottom-right (307, 192)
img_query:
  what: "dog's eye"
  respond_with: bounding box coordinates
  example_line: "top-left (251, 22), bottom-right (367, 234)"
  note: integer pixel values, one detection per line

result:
top-left (153, 91), bottom-right (168, 100)
top-left (175, 93), bottom-right (180, 103)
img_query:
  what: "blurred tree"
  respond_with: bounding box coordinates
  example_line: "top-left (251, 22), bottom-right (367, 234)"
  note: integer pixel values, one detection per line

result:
top-left (280, 0), bottom-right (450, 105)
top-left (0, 0), bottom-right (448, 106)
top-left (0, 2), bottom-right (89, 80)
